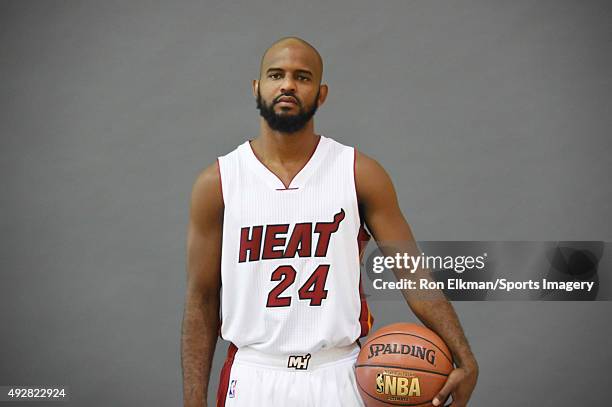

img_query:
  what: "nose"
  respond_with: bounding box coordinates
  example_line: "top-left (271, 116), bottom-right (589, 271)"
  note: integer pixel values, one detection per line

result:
top-left (280, 76), bottom-right (297, 94)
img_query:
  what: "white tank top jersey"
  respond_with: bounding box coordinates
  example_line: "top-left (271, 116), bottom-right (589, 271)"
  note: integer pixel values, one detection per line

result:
top-left (217, 135), bottom-right (373, 355)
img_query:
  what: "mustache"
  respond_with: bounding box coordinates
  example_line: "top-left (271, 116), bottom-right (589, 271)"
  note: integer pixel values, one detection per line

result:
top-left (274, 94), bottom-right (300, 106)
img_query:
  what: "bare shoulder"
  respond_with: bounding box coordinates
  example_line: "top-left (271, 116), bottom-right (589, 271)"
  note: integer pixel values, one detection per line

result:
top-left (192, 161), bottom-right (221, 196)
top-left (354, 149), bottom-right (396, 204)
top-left (190, 161), bottom-right (223, 226)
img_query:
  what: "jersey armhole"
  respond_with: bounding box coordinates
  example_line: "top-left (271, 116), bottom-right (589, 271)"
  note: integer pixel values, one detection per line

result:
top-left (352, 147), bottom-right (360, 224)
top-left (353, 147), bottom-right (374, 338)
top-left (353, 147), bottom-right (372, 233)
top-left (216, 157), bottom-right (226, 206)
top-left (353, 146), bottom-right (372, 253)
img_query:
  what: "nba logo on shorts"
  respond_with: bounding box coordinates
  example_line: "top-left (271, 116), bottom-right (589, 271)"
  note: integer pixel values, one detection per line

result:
top-left (228, 379), bottom-right (237, 398)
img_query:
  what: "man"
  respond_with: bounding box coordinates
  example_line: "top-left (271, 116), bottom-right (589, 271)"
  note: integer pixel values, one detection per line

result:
top-left (182, 37), bottom-right (478, 407)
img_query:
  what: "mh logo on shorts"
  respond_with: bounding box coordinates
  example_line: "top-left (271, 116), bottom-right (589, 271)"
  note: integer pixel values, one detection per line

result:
top-left (287, 354), bottom-right (311, 370)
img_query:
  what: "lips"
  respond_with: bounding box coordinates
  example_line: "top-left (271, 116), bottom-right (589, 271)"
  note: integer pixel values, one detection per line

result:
top-left (277, 96), bottom-right (298, 104)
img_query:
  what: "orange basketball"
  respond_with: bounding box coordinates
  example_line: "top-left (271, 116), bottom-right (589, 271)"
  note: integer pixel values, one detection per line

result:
top-left (355, 323), bottom-right (454, 407)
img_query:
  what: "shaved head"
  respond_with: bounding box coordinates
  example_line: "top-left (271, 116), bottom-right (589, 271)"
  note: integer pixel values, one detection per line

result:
top-left (254, 36), bottom-right (328, 134)
top-left (259, 37), bottom-right (324, 84)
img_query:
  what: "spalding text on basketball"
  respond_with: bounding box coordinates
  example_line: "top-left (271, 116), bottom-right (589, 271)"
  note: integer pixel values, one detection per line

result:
top-left (368, 343), bottom-right (436, 366)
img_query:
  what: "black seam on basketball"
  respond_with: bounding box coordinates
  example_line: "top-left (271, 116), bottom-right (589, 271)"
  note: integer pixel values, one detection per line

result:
top-left (361, 332), bottom-right (454, 366)
top-left (355, 364), bottom-right (449, 377)
top-left (356, 379), bottom-right (434, 406)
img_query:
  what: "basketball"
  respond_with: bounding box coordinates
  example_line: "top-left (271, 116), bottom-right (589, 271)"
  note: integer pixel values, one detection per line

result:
top-left (355, 323), bottom-right (454, 406)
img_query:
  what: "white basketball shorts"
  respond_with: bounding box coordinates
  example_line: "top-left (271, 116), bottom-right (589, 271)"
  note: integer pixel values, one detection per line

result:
top-left (216, 343), bottom-right (365, 407)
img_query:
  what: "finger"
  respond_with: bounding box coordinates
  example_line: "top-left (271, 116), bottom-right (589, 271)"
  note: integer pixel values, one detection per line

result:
top-left (432, 374), bottom-right (460, 406)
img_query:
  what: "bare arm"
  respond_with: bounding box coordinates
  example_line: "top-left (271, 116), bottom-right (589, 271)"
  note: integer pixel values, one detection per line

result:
top-left (355, 151), bottom-right (478, 407)
top-left (182, 162), bottom-right (224, 407)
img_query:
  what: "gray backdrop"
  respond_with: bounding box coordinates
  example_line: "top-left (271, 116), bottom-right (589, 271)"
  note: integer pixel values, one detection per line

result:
top-left (1, 0), bottom-right (611, 405)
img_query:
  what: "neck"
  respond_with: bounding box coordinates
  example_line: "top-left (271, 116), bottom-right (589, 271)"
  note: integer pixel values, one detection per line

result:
top-left (253, 119), bottom-right (320, 163)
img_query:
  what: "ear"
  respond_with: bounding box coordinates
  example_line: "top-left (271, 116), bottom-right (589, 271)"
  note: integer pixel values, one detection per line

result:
top-left (252, 79), bottom-right (259, 98)
top-left (317, 83), bottom-right (329, 107)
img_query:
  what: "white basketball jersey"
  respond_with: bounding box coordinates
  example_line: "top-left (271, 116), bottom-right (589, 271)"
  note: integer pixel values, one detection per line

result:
top-left (217, 135), bottom-right (373, 354)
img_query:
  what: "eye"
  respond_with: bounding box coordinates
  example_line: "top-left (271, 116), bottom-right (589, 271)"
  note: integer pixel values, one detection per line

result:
top-left (269, 73), bottom-right (281, 79)
top-left (298, 75), bottom-right (310, 81)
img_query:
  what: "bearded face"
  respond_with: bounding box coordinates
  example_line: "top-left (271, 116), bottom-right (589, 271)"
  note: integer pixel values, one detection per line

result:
top-left (256, 86), bottom-right (320, 134)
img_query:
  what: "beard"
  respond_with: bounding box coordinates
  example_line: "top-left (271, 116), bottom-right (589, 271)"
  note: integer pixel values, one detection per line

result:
top-left (256, 87), bottom-right (320, 134)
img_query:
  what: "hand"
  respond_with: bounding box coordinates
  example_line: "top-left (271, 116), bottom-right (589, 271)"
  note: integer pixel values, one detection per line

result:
top-left (432, 362), bottom-right (479, 407)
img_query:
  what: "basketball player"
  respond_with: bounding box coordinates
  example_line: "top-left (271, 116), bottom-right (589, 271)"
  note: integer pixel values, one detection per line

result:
top-left (182, 37), bottom-right (478, 407)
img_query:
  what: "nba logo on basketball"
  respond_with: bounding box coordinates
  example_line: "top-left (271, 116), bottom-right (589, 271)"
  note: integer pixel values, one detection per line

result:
top-left (375, 371), bottom-right (421, 399)
top-left (228, 380), bottom-right (237, 398)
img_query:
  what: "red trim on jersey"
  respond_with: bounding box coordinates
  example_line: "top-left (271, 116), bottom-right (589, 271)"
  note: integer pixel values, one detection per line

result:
top-left (353, 147), bottom-right (359, 210)
top-left (216, 158), bottom-right (224, 205)
top-left (216, 159), bottom-right (224, 339)
top-left (354, 148), bottom-right (374, 337)
top-left (357, 225), bottom-right (374, 337)
top-left (216, 343), bottom-right (238, 407)
top-left (358, 275), bottom-right (374, 337)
